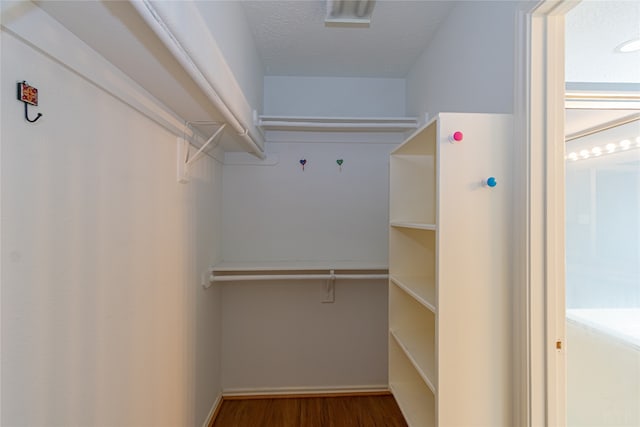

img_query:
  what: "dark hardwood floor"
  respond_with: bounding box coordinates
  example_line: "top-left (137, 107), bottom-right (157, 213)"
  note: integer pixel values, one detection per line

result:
top-left (212, 394), bottom-right (408, 427)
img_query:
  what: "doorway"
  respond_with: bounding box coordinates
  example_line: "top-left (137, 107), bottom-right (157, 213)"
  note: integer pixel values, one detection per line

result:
top-left (564, 2), bottom-right (640, 424)
top-left (516, 1), bottom-right (639, 424)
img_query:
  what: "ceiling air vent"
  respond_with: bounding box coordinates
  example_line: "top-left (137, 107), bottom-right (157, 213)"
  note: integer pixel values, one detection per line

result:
top-left (325, 0), bottom-right (376, 28)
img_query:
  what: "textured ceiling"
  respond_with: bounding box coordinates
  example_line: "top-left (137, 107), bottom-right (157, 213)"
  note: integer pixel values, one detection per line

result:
top-left (566, 1), bottom-right (640, 83)
top-left (240, 0), bottom-right (455, 77)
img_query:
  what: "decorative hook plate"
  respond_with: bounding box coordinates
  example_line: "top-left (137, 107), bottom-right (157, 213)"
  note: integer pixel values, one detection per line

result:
top-left (17, 81), bottom-right (42, 123)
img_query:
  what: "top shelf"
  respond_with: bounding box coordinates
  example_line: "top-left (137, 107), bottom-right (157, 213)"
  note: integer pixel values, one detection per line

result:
top-left (211, 261), bottom-right (389, 283)
top-left (391, 117), bottom-right (437, 156)
top-left (258, 116), bottom-right (419, 133)
top-left (213, 260), bottom-right (388, 272)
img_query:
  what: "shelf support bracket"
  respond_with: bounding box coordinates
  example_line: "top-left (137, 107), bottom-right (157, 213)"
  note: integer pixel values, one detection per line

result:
top-left (322, 269), bottom-right (336, 303)
top-left (177, 123), bottom-right (226, 183)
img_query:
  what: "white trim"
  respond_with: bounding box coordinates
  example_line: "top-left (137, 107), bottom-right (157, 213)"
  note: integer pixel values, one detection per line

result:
top-left (0, 28), bottom-right (3, 426)
top-left (529, 5), bottom-right (572, 426)
top-left (514, 1), bottom-right (577, 426)
top-left (512, 8), bottom-right (531, 426)
top-left (542, 12), bottom-right (567, 427)
top-left (202, 392), bottom-right (223, 427)
top-left (222, 385), bottom-right (389, 398)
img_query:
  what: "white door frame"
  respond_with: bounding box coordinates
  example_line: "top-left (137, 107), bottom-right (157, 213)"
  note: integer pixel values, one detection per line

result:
top-left (514, 1), bottom-right (578, 426)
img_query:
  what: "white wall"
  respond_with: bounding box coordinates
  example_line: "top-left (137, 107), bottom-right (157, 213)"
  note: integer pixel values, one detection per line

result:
top-left (1, 6), bottom-right (222, 426)
top-left (222, 143), bottom-right (391, 264)
top-left (217, 76), bottom-right (404, 393)
top-left (406, 1), bottom-right (520, 117)
top-left (221, 277), bottom-right (389, 393)
top-left (264, 76), bottom-right (406, 117)
top-left (220, 141), bottom-right (392, 392)
top-left (193, 1), bottom-right (265, 114)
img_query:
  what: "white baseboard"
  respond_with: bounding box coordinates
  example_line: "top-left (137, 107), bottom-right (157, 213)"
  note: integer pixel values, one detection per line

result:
top-left (202, 392), bottom-right (223, 427)
top-left (222, 384), bottom-right (390, 399)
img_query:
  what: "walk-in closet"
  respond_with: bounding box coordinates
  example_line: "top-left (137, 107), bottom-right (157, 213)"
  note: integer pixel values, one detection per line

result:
top-left (4, 1), bottom-right (637, 426)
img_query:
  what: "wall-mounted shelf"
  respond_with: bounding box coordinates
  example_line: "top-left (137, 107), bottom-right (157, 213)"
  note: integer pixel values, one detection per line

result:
top-left (258, 115), bottom-right (420, 144)
top-left (258, 116), bottom-right (419, 132)
top-left (211, 261), bottom-right (388, 282)
top-left (390, 222), bottom-right (437, 231)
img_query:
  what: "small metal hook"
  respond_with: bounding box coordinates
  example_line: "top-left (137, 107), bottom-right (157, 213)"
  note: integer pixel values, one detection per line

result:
top-left (24, 102), bottom-right (42, 123)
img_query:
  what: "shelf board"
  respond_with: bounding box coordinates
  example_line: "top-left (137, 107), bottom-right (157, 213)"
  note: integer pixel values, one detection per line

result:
top-left (389, 384), bottom-right (434, 427)
top-left (213, 260), bottom-right (388, 272)
top-left (390, 117), bottom-right (437, 156)
top-left (390, 276), bottom-right (436, 313)
top-left (390, 330), bottom-right (437, 394)
top-left (258, 115), bottom-right (419, 132)
top-left (212, 261), bottom-right (389, 282)
top-left (389, 337), bottom-right (436, 427)
top-left (390, 222), bottom-right (437, 231)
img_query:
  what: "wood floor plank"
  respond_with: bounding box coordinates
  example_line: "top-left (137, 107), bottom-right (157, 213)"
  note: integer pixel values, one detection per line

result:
top-left (212, 395), bottom-right (407, 427)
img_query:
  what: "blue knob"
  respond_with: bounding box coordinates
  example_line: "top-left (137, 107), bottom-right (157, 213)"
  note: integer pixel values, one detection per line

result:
top-left (486, 177), bottom-right (497, 187)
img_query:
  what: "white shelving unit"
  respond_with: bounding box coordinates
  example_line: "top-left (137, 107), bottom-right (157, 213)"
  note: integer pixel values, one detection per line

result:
top-left (388, 113), bottom-right (513, 426)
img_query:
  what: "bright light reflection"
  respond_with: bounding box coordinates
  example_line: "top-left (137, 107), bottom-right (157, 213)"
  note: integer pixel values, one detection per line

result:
top-left (616, 38), bottom-right (640, 53)
top-left (567, 137), bottom-right (639, 162)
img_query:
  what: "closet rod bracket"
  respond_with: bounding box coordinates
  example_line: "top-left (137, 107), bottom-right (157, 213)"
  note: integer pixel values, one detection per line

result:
top-left (321, 269), bottom-right (336, 303)
top-left (177, 123), bottom-right (226, 183)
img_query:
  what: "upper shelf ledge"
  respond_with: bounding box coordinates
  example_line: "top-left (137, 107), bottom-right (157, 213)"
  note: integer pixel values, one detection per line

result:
top-left (210, 260), bottom-right (389, 284)
top-left (258, 115), bottom-right (419, 132)
top-left (213, 260), bottom-right (388, 272)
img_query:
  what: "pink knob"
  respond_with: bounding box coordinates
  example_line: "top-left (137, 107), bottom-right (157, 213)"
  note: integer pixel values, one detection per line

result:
top-left (449, 131), bottom-right (464, 143)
